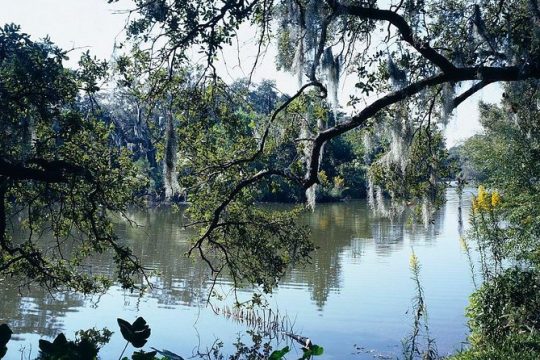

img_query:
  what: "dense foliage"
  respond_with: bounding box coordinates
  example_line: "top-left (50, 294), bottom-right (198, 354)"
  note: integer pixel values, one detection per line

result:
top-left (453, 80), bottom-right (540, 358)
top-left (0, 25), bottom-right (145, 292)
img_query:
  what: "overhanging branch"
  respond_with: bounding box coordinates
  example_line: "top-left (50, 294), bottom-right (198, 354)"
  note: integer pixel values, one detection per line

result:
top-left (187, 169), bottom-right (298, 262)
top-left (0, 158), bottom-right (92, 183)
top-left (334, 1), bottom-right (456, 73)
top-left (303, 63), bottom-right (540, 187)
top-left (452, 80), bottom-right (494, 108)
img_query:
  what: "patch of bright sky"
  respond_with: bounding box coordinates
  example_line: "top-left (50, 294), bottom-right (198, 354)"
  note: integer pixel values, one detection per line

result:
top-left (0, 0), bottom-right (501, 147)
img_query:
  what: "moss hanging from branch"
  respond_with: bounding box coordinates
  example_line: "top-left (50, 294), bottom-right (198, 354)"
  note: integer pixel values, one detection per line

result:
top-left (162, 110), bottom-right (182, 201)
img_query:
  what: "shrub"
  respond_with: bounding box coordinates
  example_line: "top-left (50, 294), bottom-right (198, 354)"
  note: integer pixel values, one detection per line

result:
top-left (451, 333), bottom-right (540, 360)
top-left (466, 268), bottom-right (540, 347)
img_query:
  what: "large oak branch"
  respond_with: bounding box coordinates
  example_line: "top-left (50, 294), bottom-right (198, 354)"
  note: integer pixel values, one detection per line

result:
top-left (333, 1), bottom-right (456, 73)
top-left (304, 63), bottom-right (540, 187)
top-left (0, 158), bottom-right (91, 183)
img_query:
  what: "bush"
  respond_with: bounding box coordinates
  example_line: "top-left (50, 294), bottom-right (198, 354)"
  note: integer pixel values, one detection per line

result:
top-left (466, 268), bottom-right (540, 347)
top-left (450, 333), bottom-right (540, 360)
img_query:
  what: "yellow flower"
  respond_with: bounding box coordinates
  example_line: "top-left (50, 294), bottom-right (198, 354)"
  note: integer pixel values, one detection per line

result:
top-left (491, 191), bottom-right (501, 208)
top-left (409, 252), bottom-right (419, 271)
top-left (318, 170), bottom-right (329, 186)
top-left (333, 175), bottom-right (345, 189)
top-left (477, 185), bottom-right (488, 209)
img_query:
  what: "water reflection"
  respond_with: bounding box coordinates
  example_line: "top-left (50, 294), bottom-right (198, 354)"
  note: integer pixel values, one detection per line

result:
top-left (0, 282), bottom-right (84, 339)
top-left (116, 210), bottom-right (209, 308)
top-left (288, 200), bottom-right (448, 309)
top-left (2, 200), bottom-right (449, 314)
top-left (0, 189), bottom-right (473, 359)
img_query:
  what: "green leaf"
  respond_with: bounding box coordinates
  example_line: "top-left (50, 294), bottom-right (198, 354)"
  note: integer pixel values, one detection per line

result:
top-left (38, 339), bottom-right (55, 354)
top-left (299, 344), bottom-right (324, 359)
top-left (117, 318), bottom-right (133, 341)
top-left (150, 347), bottom-right (185, 360)
top-left (269, 346), bottom-right (290, 360)
top-left (310, 345), bottom-right (324, 356)
top-left (39, 333), bottom-right (68, 355)
top-left (53, 333), bottom-right (68, 346)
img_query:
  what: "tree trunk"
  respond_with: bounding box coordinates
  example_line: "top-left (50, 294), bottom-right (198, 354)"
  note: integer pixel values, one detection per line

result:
top-left (162, 110), bottom-right (181, 201)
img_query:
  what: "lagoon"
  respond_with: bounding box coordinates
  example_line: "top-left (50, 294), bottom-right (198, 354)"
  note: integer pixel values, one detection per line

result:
top-left (1, 188), bottom-right (475, 359)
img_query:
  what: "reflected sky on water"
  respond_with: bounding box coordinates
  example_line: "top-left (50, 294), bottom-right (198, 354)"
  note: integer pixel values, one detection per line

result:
top-left (0, 188), bottom-right (476, 359)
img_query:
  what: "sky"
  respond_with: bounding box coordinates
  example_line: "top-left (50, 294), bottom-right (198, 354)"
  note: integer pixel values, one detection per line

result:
top-left (0, 0), bottom-right (502, 147)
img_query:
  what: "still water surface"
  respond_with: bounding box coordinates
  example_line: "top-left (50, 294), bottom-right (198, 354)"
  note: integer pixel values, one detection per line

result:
top-left (1, 189), bottom-right (475, 359)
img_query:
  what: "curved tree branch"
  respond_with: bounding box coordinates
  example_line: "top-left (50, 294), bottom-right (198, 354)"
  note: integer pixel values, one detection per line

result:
top-left (0, 158), bottom-right (92, 183)
top-left (331, 1), bottom-right (456, 73)
top-left (452, 80), bottom-right (494, 108)
top-left (303, 63), bottom-right (540, 187)
top-left (187, 168), bottom-right (299, 262)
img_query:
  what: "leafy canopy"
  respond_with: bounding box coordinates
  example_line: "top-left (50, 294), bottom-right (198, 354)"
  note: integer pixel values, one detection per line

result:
top-left (103, 0), bottom-right (540, 291)
top-left (0, 24), bottom-right (145, 293)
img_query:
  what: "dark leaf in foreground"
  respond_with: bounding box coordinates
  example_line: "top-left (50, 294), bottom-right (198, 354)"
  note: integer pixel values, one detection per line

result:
top-left (117, 317), bottom-right (151, 348)
top-left (132, 350), bottom-right (158, 360)
top-left (269, 346), bottom-right (290, 360)
top-left (0, 324), bottom-right (12, 348)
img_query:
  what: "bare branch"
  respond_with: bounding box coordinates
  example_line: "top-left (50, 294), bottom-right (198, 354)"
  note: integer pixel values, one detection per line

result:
top-left (333, 1), bottom-right (456, 73)
top-left (452, 80), bottom-right (494, 108)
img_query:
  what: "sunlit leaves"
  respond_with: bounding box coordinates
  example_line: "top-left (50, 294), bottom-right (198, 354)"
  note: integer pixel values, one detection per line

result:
top-left (300, 344), bottom-right (324, 359)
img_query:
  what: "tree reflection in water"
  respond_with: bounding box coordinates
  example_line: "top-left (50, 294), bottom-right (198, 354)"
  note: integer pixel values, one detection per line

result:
top-left (0, 282), bottom-right (85, 339)
top-left (196, 330), bottom-right (284, 360)
top-left (1, 198), bottom-right (451, 356)
top-left (286, 201), bottom-right (445, 309)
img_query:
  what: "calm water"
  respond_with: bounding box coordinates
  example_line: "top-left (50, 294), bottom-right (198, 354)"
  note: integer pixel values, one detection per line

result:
top-left (0, 188), bottom-right (476, 359)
